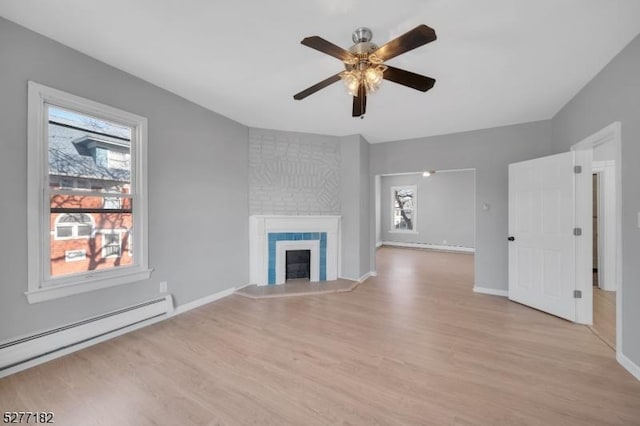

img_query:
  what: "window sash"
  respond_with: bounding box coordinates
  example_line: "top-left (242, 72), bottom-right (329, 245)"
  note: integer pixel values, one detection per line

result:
top-left (43, 102), bottom-right (137, 281)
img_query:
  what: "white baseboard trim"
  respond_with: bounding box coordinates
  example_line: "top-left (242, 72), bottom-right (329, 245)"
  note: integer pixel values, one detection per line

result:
top-left (376, 241), bottom-right (383, 248)
top-left (339, 271), bottom-right (377, 283)
top-left (381, 241), bottom-right (475, 253)
top-left (0, 295), bottom-right (174, 379)
top-left (357, 271), bottom-right (376, 283)
top-left (1, 287), bottom-right (239, 378)
top-left (172, 287), bottom-right (236, 316)
top-left (617, 351), bottom-right (640, 381)
top-left (0, 314), bottom-right (166, 379)
top-left (235, 283), bottom-right (252, 291)
top-left (473, 286), bottom-right (509, 297)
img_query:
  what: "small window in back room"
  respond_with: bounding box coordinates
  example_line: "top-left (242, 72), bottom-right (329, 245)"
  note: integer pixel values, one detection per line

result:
top-left (391, 185), bottom-right (417, 232)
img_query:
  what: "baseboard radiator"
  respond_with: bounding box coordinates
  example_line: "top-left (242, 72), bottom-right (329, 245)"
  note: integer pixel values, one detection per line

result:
top-left (0, 295), bottom-right (173, 375)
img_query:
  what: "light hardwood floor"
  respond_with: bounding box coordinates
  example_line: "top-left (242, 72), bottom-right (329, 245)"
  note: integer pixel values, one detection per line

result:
top-left (1, 247), bottom-right (639, 425)
top-left (592, 285), bottom-right (616, 349)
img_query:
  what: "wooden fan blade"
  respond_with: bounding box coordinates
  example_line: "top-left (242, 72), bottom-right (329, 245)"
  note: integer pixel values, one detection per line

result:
top-left (301, 36), bottom-right (356, 62)
top-left (383, 66), bottom-right (436, 92)
top-left (373, 25), bottom-right (436, 62)
top-left (352, 84), bottom-right (367, 117)
top-left (293, 73), bottom-right (342, 100)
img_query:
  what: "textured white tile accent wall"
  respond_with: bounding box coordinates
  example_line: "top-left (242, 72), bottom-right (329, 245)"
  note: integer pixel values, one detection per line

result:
top-left (249, 128), bottom-right (341, 215)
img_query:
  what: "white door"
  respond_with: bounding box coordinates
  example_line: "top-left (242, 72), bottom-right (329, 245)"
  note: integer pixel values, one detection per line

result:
top-left (508, 152), bottom-right (577, 322)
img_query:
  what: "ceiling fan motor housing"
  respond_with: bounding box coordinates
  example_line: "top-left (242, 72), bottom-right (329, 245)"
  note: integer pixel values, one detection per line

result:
top-left (352, 27), bottom-right (373, 43)
top-left (347, 28), bottom-right (382, 71)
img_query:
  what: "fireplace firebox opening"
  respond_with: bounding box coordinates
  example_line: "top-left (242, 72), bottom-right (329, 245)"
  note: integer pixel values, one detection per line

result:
top-left (286, 249), bottom-right (311, 280)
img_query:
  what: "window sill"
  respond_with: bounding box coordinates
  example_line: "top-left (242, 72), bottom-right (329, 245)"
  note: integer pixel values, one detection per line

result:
top-left (388, 230), bottom-right (419, 234)
top-left (25, 268), bottom-right (153, 304)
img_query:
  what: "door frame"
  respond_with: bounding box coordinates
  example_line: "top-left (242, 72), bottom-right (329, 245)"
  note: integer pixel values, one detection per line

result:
top-left (591, 160), bottom-right (616, 292)
top-left (571, 122), bottom-right (621, 349)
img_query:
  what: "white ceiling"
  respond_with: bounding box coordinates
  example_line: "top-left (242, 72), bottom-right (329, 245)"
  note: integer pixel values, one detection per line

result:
top-left (2, 1), bottom-right (640, 143)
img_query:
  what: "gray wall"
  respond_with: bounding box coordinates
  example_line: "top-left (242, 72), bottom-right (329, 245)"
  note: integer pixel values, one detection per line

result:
top-left (359, 136), bottom-right (371, 278)
top-left (370, 121), bottom-right (553, 291)
top-left (551, 34), bottom-right (640, 367)
top-left (249, 128), bottom-right (341, 215)
top-left (380, 171), bottom-right (475, 248)
top-left (340, 135), bottom-right (372, 280)
top-left (0, 18), bottom-right (249, 342)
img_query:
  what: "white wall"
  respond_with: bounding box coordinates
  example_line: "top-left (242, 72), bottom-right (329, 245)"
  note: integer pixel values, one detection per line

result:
top-left (380, 170), bottom-right (475, 248)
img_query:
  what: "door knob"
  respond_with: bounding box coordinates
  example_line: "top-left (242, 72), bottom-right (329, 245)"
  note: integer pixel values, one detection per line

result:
top-left (508, 236), bottom-right (515, 241)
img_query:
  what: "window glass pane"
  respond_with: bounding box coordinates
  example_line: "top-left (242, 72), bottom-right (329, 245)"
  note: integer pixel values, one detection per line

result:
top-left (104, 233), bottom-right (119, 245)
top-left (51, 194), bottom-right (132, 212)
top-left (104, 197), bottom-right (121, 209)
top-left (28, 84), bottom-right (147, 297)
top-left (65, 250), bottom-right (86, 262)
top-left (76, 179), bottom-right (91, 190)
top-left (48, 105), bottom-right (131, 195)
top-left (59, 213), bottom-right (93, 224)
top-left (77, 225), bottom-right (92, 237)
top-left (104, 246), bottom-right (121, 257)
top-left (56, 226), bottom-right (72, 238)
top-left (59, 178), bottom-right (74, 189)
top-left (49, 195), bottom-right (133, 278)
top-left (393, 188), bottom-right (415, 231)
top-left (103, 233), bottom-right (121, 257)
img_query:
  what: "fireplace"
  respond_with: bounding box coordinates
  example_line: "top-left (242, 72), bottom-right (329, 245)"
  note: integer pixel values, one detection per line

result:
top-left (249, 216), bottom-right (341, 286)
top-left (286, 250), bottom-right (311, 280)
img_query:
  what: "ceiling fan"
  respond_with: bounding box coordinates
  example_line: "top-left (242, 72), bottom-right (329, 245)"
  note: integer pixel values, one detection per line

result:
top-left (293, 25), bottom-right (437, 118)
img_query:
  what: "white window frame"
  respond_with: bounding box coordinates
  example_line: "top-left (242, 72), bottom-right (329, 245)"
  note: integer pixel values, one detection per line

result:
top-left (27, 81), bottom-right (151, 304)
top-left (389, 185), bottom-right (418, 234)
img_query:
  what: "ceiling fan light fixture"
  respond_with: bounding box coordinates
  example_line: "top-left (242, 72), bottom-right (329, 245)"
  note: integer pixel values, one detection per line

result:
top-left (293, 24), bottom-right (437, 117)
top-left (364, 66), bottom-right (385, 93)
top-left (341, 70), bottom-right (361, 96)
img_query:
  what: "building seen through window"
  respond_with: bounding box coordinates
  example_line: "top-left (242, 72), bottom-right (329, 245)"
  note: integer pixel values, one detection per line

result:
top-left (48, 106), bottom-right (133, 277)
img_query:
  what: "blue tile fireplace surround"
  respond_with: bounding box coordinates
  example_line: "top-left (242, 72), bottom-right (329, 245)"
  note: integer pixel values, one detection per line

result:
top-left (249, 215), bottom-right (340, 286)
top-left (267, 232), bottom-right (327, 285)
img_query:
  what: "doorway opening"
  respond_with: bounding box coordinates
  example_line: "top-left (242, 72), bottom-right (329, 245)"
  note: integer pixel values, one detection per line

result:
top-left (591, 166), bottom-right (617, 350)
top-left (571, 122), bottom-right (621, 353)
top-left (507, 122), bottom-right (621, 331)
top-left (374, 168), bottom-right (477, 286)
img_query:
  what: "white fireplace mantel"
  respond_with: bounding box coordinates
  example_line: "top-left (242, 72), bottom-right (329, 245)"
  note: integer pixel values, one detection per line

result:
top-left (249, 215), bottom-right (341, 286)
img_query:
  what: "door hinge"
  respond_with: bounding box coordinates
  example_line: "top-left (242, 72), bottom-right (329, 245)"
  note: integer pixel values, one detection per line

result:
top-left (574, 165), bottom-right (582, 174)
top-left (573, 227), bottom-right (582, 236)
top-left (574, 290), bottom-right (582, 299)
